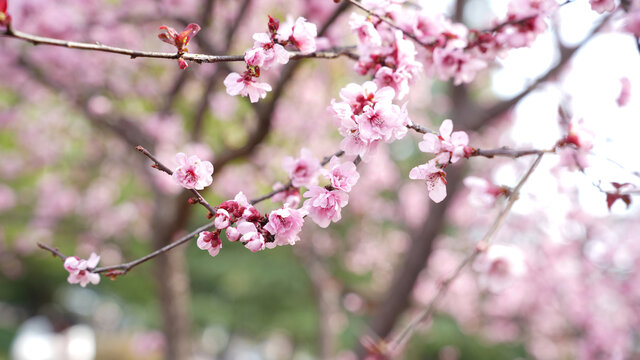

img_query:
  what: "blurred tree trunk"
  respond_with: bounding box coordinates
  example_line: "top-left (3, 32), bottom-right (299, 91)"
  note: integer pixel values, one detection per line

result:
top-left (152, 194), bottom-right (193, 360)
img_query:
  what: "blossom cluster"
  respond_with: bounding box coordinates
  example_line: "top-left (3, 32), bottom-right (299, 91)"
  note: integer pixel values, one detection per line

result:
top-left (410, 119), bottom-right (472, 203)
top-left (329, 81), bottom-right (410, 160)
top-left (225, 15), bottom-right (317, 103)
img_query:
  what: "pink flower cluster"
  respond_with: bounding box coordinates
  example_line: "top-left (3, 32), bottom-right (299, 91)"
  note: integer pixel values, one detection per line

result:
top-left (64, 253), bottom-right (101, 287)
top-left (157, 23), bottom-right (201, 69)
top-left (302, 156), bottom-right (359, 228)
top-left (225, 15), bottom-right (317, 103)
top-left (329, 81), bottom-right (410, 159)
top-left (410, 119), bottom-right (472, 203)
top-left (172, 152), bottom-right (214, 190)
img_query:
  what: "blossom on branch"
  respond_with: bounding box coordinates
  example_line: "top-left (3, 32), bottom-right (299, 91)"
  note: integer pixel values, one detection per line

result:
top-left (303, 186), bottom-right (349, 228)
top-left (320, 156), bottom-right (360, 192)
top-left (589, 0), bottom-right (616, 14)
top-left (158, 23), bottom-right (201, 69)
top-left (282, 148), bottom-right (321, 188)
top-left (172, 152), bottom-right (214, 190)
top-left (245, 32), bottom-right (290, 70)
top-left (237, 222), bottom-right (266, 252)
top-left (473, 244), bottom-right (526, 293)
top-left (197, 231), bottom-right (222, 257)
top-left (64, 253), bottom-right (101, 287)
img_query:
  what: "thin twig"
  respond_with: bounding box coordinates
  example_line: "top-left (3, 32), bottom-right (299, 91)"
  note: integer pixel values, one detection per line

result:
top-left (2, 29), bottom-right (357, 64)
top-left (388, 153), bottom-right (544, 352)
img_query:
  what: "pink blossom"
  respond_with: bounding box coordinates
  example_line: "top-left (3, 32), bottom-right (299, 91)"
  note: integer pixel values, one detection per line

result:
top-left (263, 206), bottom-right (307, 247)
top-left (270, 182), bottom-right (301, 207)
top-left (430, 46), bottom-right (487, 85)
top-left (248, 32), bottom-right (290, 70)
top-left (158, 23), bottom-right (201, 52)
top-left (196, 231), bottom-right (222, 257)
top-left (64, 253), bottom-right (101, 287)
top-left (463, 176), bottom-right (507, 207)
top-left (214, 208), bottom-right (231, 229)
top-left (617, 77), bottom-right (631, 107)
top-left (0, 184), bottom-right (16, 212)
top-left (303, 186), bottom-right (349, 228)
top-left (409, 160), bottom-right (447, 203)
top-left (226, 226), bottom-right (241, 242)
top-left (158, 23), bottom-right (201, 69)
top-left (589, 0), bottom-right (616, 13)
top-left (282, 148), bottom-right (321, 187)
top-left (473, 244), bottom-right (526, 292)
top-left (624, 8), bottom-right (640, 37)
top-left (321, 156), bottom-right (360, 192)
top-left (419, 119), bottom-right (471, 164)
top-left (358, 101), bottom-right (409, 142)
top-left (278, 17), bottom-right (317, 54)
top-left (224, 72), bottom-right (272, 103)
top-left (338, 81), bottom-right (395, 115)
top-left (237, 222), bottom-right (265, 252)
top-left (172, 152), bottom-right (214, 190)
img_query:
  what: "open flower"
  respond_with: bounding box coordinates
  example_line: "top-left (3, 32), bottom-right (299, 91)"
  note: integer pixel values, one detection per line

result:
top-left (197, 231), bottom-right (222, 257)
top-left (237, 222), bottom-right (265, 252)
top-left (303, 186), bottom-right (349, 228)
top-left (158, 23), bottom-right (201, 69)
top-left (172, 152), bottom-right (214, 190)
top-left (224, 71), bottom-right (272, 103)
top-left (320, 156), bottom-right (360, 192)
top-left (64, 253), bottom-right (101, 287)
top-left (277, 17), bottom-right (317, 54)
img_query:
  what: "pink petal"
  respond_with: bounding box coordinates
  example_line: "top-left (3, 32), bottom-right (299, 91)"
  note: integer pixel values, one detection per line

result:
top-left (439, 119), bottom-right (453, 140)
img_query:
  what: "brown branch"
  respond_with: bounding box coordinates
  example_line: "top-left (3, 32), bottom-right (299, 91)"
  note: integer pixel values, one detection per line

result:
top-left (388, 153), bottom-right (544, 352)
top-left (2, 28), bottom-right (356, 65)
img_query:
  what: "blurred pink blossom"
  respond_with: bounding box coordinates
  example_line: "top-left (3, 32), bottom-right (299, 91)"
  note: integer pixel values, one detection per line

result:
top-left (282, 148), bottom-right (321, 188)
top-left (617, 77), bottom-right (631, 107)
top-left (303, 186), bottom-right (349, 228)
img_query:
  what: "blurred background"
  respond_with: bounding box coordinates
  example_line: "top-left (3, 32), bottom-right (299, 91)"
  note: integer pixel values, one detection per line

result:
top-left (1, 0), bottom-right (639, 359)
